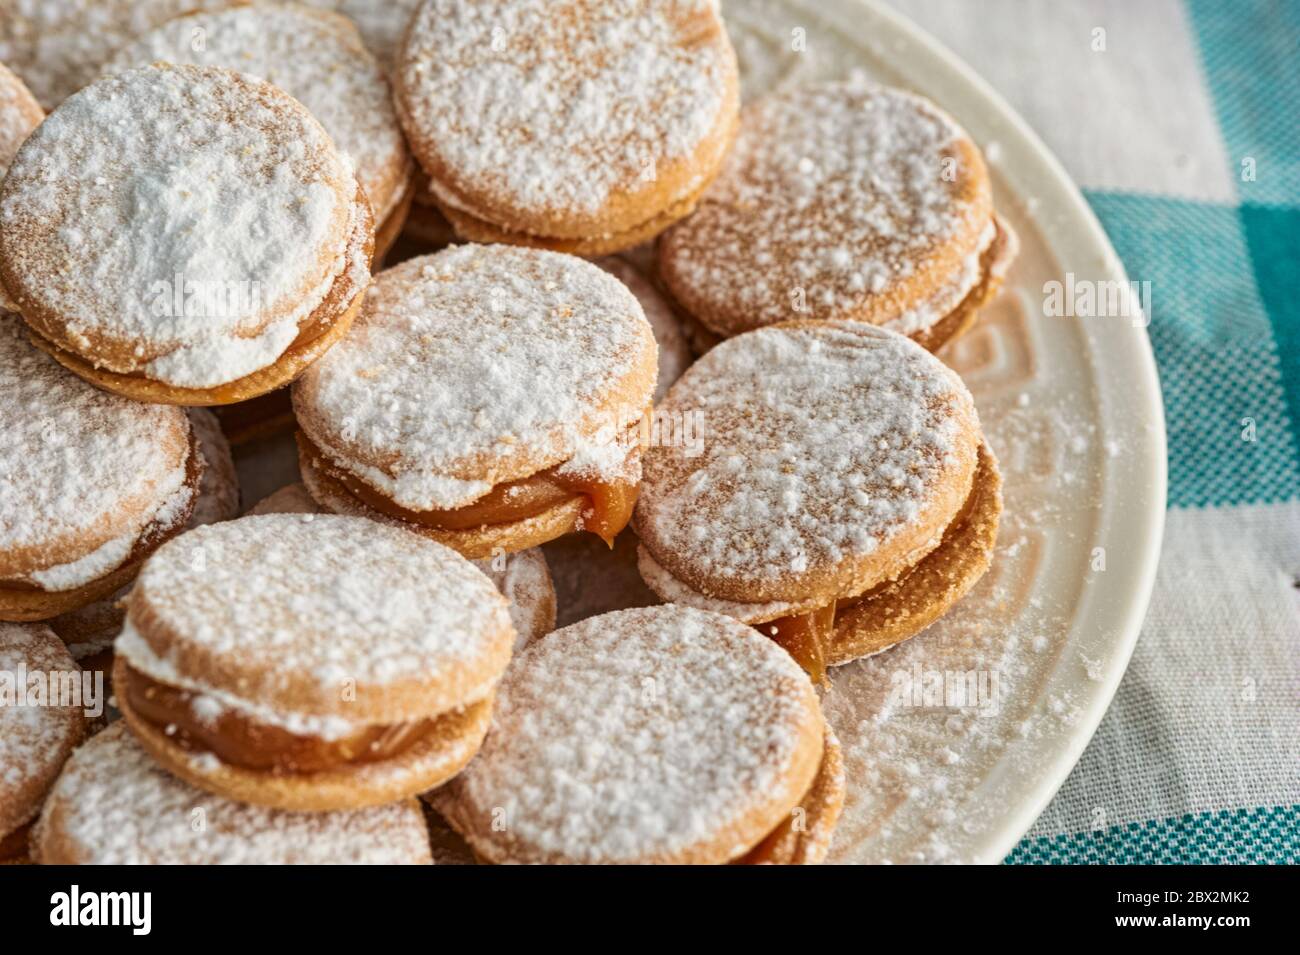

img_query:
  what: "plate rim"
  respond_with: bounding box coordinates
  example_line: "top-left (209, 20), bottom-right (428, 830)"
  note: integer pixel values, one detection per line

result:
top-left (772, 0), bottom-right (1169, 861)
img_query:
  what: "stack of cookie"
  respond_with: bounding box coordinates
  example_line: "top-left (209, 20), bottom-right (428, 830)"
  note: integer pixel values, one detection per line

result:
top-left (0, 0), bottom-right (1016, 865)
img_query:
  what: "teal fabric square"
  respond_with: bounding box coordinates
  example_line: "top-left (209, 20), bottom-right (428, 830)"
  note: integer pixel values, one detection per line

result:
top-left (1085, 191), bottom-right (1300, 507)
top-left (1006, 805), bottom-right (1300, 864)
top-left (1187, 0), bottom-right (1300, 206)
top-left (1241, 204), bottom-right (1300, 476)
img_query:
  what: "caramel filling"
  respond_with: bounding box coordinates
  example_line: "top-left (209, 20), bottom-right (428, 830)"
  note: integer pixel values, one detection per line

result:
top-left (761, 605), bottom-right (835, 687)
top-left (0, 820), bottom-right (33, 861)
top-left (299, 433), bottom-right (640, 547)
top-left (756, 459), bottom-right (987, 682)
top-left (123, 664), bottom-right (445, 774)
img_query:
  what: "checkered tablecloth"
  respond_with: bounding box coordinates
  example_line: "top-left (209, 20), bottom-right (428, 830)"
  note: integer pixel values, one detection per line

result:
top-left (882, 0), bottom-right (1299, 864)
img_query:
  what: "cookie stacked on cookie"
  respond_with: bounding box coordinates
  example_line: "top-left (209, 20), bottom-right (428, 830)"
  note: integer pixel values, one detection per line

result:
top-left (293, 244), bottom-right (658, 557)
top-left (0, 0), bottom-right (1023, 866)
top-left (635, 321), bottom-right (1002, 683)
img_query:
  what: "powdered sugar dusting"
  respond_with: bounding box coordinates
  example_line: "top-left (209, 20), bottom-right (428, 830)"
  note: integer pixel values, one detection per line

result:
top-left (295, 245), bottom-right (654, 509)
top-left (249, 482), bottom-right (552, 648)
top-left (397, 0), bottom-right (733, 216)
top-left (446, 605), bottom-right (817, 863)
top-left (660, 80), bottom-right (986, 335)
top-left (636, 544), bottom-right (802, 623)
top-left (38, 723), bottom-right (431, 864)
top-left (0, 321), bottom-right (189, 580)
top-left (0, 62), bottom-right (41, 180)
top-left (884, 219), bottom-right (996, 336)
top-left (0, 63), bottom-right (355, 387)
top-left (28, 532), bottom-right (135, 593)
top-left (0, 0), bottom-right (235, 109)
top-left (107, 5), bottom-right (410, 221)
top-left (635, 322), bottom-right (977, 595)
top-left (598, 257), bottom-right (692, 401)
top-left (303, 0), bottom-right (424, 71)
top-left (478, 548), bottom-right (556, 650)
top-left (117, 515), bottom-right (511, 716)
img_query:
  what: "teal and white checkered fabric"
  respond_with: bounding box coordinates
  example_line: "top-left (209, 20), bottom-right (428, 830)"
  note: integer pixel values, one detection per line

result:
top-left (886, 0), bottom-right (1300, 864)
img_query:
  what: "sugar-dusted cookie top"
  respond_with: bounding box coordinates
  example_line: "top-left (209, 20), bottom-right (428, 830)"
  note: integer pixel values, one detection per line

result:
top-left (442, 605), bottom-right (823, 864)
top-left (659, 81), bottom-right (993, 337)
top-left (635, 321), bottom-right (980, 603)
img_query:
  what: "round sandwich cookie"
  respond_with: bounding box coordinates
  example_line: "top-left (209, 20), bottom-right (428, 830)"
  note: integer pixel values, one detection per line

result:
top-left (0, 62), bottom-right (374, 406)
top-left (394, 0), bottom-right (739, 255)
top-left (634, 321), bottom-right (1002, 684)
top-left (0, 323), bottom-right (202, 622)
top-left (433, 605), bottom-right (841, 864)
top-left (113, 514), bottom-right (515, 811)
top-left (107, 4), bottom-right (414, 262)
top-left (293, 244), bottom-right (658, 560)
top-left (0, 622), bottom-right (87, 864)
top-left (251, 483), bottom-right (556, 649)
top-left (33, 723), bottom-right (433, 864)
top-left (658, 81), bottom-right (1019, 352)
top-left (47, 408), bottom-right (240, 676)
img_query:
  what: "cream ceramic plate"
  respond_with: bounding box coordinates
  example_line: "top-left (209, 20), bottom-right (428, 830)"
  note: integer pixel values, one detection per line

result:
top-left (709, 0), bottom-right (1167, 862)
top-left (237, 0), bottom-right (1167, 866)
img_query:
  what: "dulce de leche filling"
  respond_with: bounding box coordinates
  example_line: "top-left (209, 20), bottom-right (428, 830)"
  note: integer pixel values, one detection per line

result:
top-left (299, 432), bottom-right (641, 547)
top-left (122, 663), bottom-right (451, 774)
top-left (757, 455), bottom-right (987, 684)
top-left (761, 605), bottom-right (837, 687)
top-left (762, 586), bottom-right (887, 685)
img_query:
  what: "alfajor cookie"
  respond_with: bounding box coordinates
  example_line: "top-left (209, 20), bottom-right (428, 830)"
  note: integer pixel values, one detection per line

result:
top-left (434, 605), bottom-right (842, 864)
top-left (106, 4), bottom-right (414, 261)
top-left (0, 622), bottom-right (87, 863)
top-left (293, 244), bottom-right (657, 560)
top-left (251, 483), bottom-right (556, 649)
top-left (33, 723), bottom-right (433, 864)
top-left (47, 408), bottom-right (239, 675)
top-left (394, 0), bottom-right (739, 255)
top-left (658, 81), bottom-right (1019, 352)
top-left (0, 322), bottom-right (201, 622)
top-left (113, 514), bottom-right (515, 811)
top-left (0, 63), bottom-right (373, 405)
top-left (634, 321), bottom-right (1002, 683)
